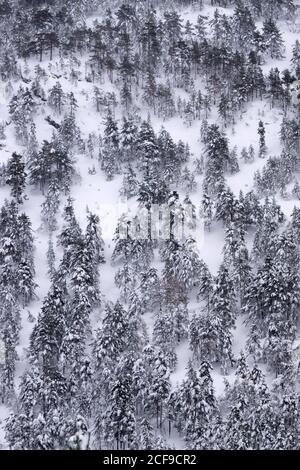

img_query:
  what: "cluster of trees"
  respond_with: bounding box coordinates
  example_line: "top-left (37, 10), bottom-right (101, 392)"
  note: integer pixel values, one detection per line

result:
top-left (254, 118), bottom-right (300, 197)
top-left (1, 0), bottom-right (299, 132)
top-left (0, 199), bottom-right (36, 403)
top-left (1, 0), bottom-right (300, 451)
top-left (3, 170), bottom-right (300, 448)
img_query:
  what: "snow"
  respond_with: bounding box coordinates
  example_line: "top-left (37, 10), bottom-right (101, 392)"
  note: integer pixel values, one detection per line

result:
top-left (1, 0), bottom-right (300, 449)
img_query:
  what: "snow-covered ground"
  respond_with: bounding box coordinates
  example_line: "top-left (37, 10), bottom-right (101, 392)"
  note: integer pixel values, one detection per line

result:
top-left (1, 0), bottom-right (300, 449)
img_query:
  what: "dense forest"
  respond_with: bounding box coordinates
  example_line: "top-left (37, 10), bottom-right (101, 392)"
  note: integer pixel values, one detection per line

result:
top-left (1, 0), bottom-right (300, 450)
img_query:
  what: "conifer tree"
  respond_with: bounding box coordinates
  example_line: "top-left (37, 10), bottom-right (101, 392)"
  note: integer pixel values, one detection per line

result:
top-left (258, 120), bottom-right (267, 158)
top-left (6, 152), bottom-right (27, 203)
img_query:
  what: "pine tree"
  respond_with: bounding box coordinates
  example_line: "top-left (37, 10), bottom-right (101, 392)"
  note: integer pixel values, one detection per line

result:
top-left (120, 166), bottom-right (139, 199)
top-left (162, 238), bottom-right (203, 292)
top-left (274, 394), bottom-right (299, 450)
top-left (175, 361), bottom-right (217, 449)
top-left (139, 268), bottom-right (161, 312)
top-left (59, 197), bottom-right (83, 267)
top-left (68, 92), bottom-right (78, 117)
top-left (112, 214), bottom-right (153, 271)
top-left (258, 120), bottom-right (267, 158)
top-left (262, 19), bottom-right (284, 60)
top-left (93, 302), bottom-right (129, 369)
top-left (172, 302), bottom-right (189, 343)
top-left (211, 263), bottom-right (236, 367)
top-left (17, 258), bottom-right (37, 307)
top-left (85, 211), bottom-right (105, 265)
top-left (267, 68), bottom-right (285, 108)
top-left (41, 178), bottom-right (60, 232)
top-left (6, 152), bottom-right (27, 203)
top-left (60, 289), bottom-right (91, 381)
top-left (244, 255), bottom-right (299, 374)
top-left (30, 282), bottom-right (66, 373)
top-left (16, 212), bottom-right (35, 272)
top-left (127, 291), bottom-right (147, 356)
top-left (47, 237), bottom-right (56, 280)
top-left (153, 308), bottom-right (177, 371)
top-left (5, 364), bottom-right (42, 449)
top-left (100, 143), bottom-right (119, 181)
top-left (0, 285), bottom-right (20, 403)
top-left (157, 127), bottom-right (181, 185)
top-left (137, 120), bottom-right (159, 180)
top-left (26, 122), bottom-right (39, 167)
top-left (115, 262), bottom-right (136, 303)
top-left (103, 355), bottom-right (136, 450)
top-left (201, 191), bottom-right (213, 231)
top-left (147, 347), bottom-right (171, 429)
top-left (204, 124), bottom-right (230, 196)
top-left (103, 111), bottom-right (119, 148)
top-left (70, 237), bottom-right (101, 306)
top-left (9, 88), bottom-right (36, 144)
top-left (228, 147), bottom-right (240, 174)
top-left (138, 418), bottom-right (163, 450)
top-left (48, 82), bottom-right (65, 114)
top-left (29, 140), bottom-right (75, 192)
top-left (215, 184), bottom-right (239, 227)
top-left (291, 40), bottom-right (300, 79)
top-left (120, 116), bottom-right (138, 163)
top-left (143, 66), bottom-right (157, 110)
